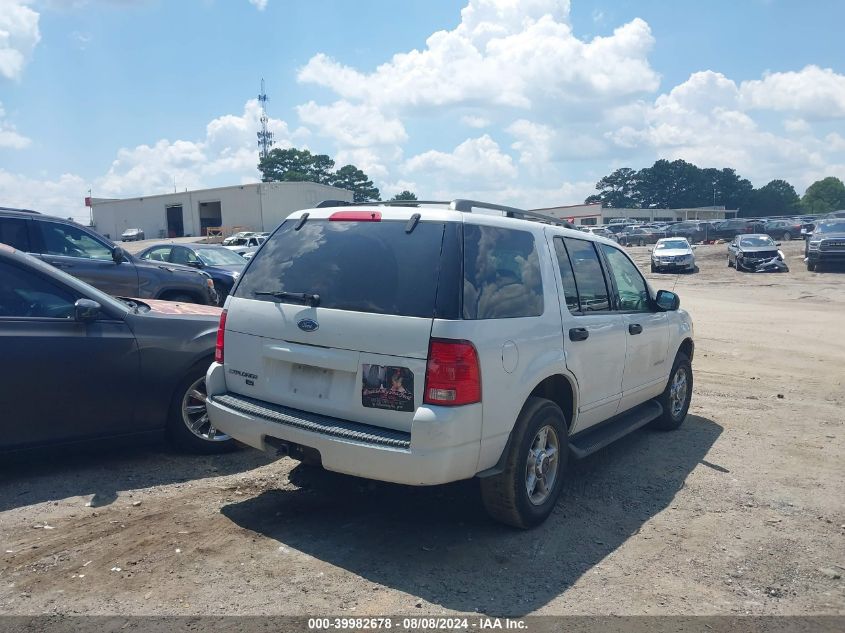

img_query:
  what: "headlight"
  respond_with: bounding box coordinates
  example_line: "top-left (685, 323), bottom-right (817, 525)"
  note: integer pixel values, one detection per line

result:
top-left (808, 240), bottom-right (821, 251)
top-left (778, 250), bottom-right (785, 260)
top-left (231, 271), bottom-right (240, 279)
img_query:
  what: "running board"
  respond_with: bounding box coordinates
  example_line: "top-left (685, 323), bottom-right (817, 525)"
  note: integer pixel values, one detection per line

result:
top-left (568, 401), bottom-right (663, 459)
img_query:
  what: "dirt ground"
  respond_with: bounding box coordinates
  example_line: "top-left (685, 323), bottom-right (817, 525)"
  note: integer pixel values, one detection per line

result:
top-left (1, 240), bottom-right (843, 616)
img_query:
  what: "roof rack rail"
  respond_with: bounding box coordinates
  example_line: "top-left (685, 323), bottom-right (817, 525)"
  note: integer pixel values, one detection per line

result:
top-left (316, 198), bottom-right (577, 230)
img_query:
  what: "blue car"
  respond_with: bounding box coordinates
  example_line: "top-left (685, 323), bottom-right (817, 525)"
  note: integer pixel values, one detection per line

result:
top-left (138, 243), bottom-right (246, 305)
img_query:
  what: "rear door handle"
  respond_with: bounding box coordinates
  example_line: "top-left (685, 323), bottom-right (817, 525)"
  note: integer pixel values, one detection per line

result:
top-left (49, 261), bottom-right (73, 269)
top-left (629, 323), bottom-right (643, 335)
top-left (569, 327), bottom-right (589, 342)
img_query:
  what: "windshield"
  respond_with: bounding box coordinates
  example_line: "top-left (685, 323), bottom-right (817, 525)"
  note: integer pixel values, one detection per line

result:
top-left (197, 248), bottom-right (248, 266)
top-left (740, 236), bottom-right (775, 247)
top-left (817, 221), bottom-right (845, 233)
top-left (656, 240), bottom-right (688, 250)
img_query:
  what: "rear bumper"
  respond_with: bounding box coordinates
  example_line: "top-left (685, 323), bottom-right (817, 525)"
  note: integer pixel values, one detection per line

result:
top-left (205, 363), bottom-right (482, 486)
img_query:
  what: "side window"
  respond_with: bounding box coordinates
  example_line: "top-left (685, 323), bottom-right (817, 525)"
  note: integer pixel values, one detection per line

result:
top-left (37, 222), bottom-right (113, 261)
top-left (171, 247), bottom-right (198, 265)
top-left (0, 262), bottom-right (76, 319)
top-left (562, 237), bottom-right (610, 312)
top-left (0, 217), bottom-right (31, 251)
top-left (600, 244), bottom-right (651, 312)
top-left (552, 238), bottom-right (580, 313)
top-left (463, 225), bottom-right (544, 319)
top-left (143, 246), bottom-right (173, 262)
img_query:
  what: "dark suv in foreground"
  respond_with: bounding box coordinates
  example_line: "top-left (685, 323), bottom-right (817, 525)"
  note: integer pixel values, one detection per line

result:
top-left (0, 209), bottom-right (217, 304)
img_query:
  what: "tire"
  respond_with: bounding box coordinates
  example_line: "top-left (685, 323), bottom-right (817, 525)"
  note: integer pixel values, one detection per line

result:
top-left (807, 261), bottom-right (816, 272)
top-left (213, 281), bottom-right (229, 306)
top-left (650, 263), bottom-right (656, 273)
top-left (166, 362), bottom-right (237, 454)
top-left (727, 257), bottom-right (732, 268)
top-left (480, 397), bottom-right (568, 529)
top-left (650, 353), bottom-right (692, 431)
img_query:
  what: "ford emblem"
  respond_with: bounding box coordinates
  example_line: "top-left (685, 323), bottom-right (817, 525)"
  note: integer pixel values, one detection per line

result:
top-left (297, 318), bottom-right (319, 332)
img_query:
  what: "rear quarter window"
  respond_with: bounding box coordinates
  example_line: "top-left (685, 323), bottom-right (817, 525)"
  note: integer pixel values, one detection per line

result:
top-left (462, 225), bottom-right (543, 319)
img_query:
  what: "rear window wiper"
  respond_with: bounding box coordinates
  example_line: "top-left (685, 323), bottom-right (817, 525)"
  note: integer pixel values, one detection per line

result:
top-left (254, 290), bottom-right (321, 307)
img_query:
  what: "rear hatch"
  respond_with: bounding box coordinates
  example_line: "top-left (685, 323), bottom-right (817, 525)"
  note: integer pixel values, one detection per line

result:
top-left (222, 209), bottom-right (460, 432)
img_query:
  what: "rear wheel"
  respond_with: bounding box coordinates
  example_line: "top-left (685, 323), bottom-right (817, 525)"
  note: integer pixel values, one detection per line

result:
top-left (480, 397), bottom-right (568, 529)
top-left (650, 353), bottom-right (692, 431)
top-left (167, 363), bottom-right (237, 454)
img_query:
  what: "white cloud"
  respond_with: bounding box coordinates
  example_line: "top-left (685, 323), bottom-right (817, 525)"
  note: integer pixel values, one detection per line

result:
top-left (248, 0), bottom-right (268, 10)
top-left (98, 99), bottom-right (300, 196)
top-left (403, 135), bottom-right (517, 188)
top-left (507, 119), bottom-right (553, 165)
top-left (297, 0), bottom-right (659, 112)
top-left (604, 70), bottom-right (845, 190)
top-left (0, 0), bottom-right (41, 80)
top-left (461, 114), bottom-right (491, 128)
top-left (740, 65), bottom-right (845, 119)
top-left (0, 169), bottom-right (88, 220)
top-left (297, 100), bottom-right (407, 148)
top-left (0, 101), bottom-right (30, 148)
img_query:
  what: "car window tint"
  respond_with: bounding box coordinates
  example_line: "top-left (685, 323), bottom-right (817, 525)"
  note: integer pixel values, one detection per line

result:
top-left (235, 220), bottom-right (456, 319)
top-left (0, 262), bottom-right (76, 319)
top-left (562, 237), bottom-right (610, 312)
top-left (600, 245), bottom-right (651, 312)
top-left (463, 225), bottom-right (544, 319)
top-left (37, 222), bottom-right (112, 260)
top-left (553, 238), bottom-right (580, 313)
top-left (144, 246), bottom-right (173, 262)
top-left (0, 217), bottom-right (31, 251)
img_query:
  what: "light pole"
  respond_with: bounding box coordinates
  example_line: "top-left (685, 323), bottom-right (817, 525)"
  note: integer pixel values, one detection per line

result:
top-left (712, 181), bottom-right (717, 208)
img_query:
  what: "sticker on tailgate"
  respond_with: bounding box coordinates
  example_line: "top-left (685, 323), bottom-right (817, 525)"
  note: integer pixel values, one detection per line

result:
top-left (361, 364), bottom-right (414, 412)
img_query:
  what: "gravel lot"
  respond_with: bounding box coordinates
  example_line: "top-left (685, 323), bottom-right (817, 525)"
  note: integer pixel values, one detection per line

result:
top-left (1, 240), bottom-right (843, 616)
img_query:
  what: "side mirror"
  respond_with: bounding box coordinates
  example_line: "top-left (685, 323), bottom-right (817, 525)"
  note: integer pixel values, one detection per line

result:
top-left (692, 245), bottom-right (697, 250)
top-left (775, 242), bottom-right (782, 247)
top-left (74, 298), bottom-right (101, 322)
top-left (187, 260), bottom-right (204, 268)
top-left (112, 246), bottom-right (127, 263)
top-left (648, 248), bottom-right (653, 253)
top-left (655, 290), bottom-right (680, 311)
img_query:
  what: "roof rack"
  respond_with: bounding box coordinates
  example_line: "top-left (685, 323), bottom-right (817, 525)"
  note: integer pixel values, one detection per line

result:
top-left (316, 198), bottom-right (577, 230)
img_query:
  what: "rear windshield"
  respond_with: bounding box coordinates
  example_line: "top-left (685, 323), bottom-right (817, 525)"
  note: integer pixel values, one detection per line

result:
top-left (234, 219), bottom-right (459, 319)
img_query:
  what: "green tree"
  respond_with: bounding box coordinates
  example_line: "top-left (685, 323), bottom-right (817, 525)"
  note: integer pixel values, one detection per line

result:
top-left (390, 190), bottom-right (417, 201)
top-left (331, 165), bottom-right (381, 202)
top-left (801, 176), bottom-right (845, 214)
top-left (311, 154), bottom-right (336, 185)
top-left (742, 179), bottom-right (801, 217)
top-left (585, 167), bottom-right (639, 208)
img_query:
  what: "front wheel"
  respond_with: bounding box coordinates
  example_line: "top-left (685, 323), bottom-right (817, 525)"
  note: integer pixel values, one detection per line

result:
top-left (167, 364), bottom-right (237, 454)
top-left (480, 397), bottom-right (568, 529)
top-left (807, 261), bottom-right (817, 272)
top-left (650, 353), bottom-right (692, 431)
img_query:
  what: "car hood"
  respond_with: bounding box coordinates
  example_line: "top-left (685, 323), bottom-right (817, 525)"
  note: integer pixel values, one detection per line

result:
top-left (739, 245), bottom-right (779, 253)
top-left (205, 264), bottom-right (244, 275)
top-left (653, 249), bottom-right (691, 257)
top-left (134, 298), bottom-right (222, 317)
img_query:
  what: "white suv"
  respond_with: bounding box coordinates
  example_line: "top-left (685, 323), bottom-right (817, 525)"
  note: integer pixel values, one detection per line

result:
top-left (205, 200), bottom-right (694, 527)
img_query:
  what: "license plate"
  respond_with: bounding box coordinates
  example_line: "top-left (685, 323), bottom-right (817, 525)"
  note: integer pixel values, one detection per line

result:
top-left (289, 364), bottom-right (333, 399)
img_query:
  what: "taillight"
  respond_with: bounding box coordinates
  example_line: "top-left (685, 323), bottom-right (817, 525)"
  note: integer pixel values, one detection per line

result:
top-left (424, 339), bottom-right (481, 406)
top-left (214, 309), bottom-right (227, 364)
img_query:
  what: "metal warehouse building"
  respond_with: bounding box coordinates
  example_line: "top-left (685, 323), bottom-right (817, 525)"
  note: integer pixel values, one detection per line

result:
top-left (532, 202), bottom-right (737, 225)
top-left (91, 181), bottom-right (353, 240)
